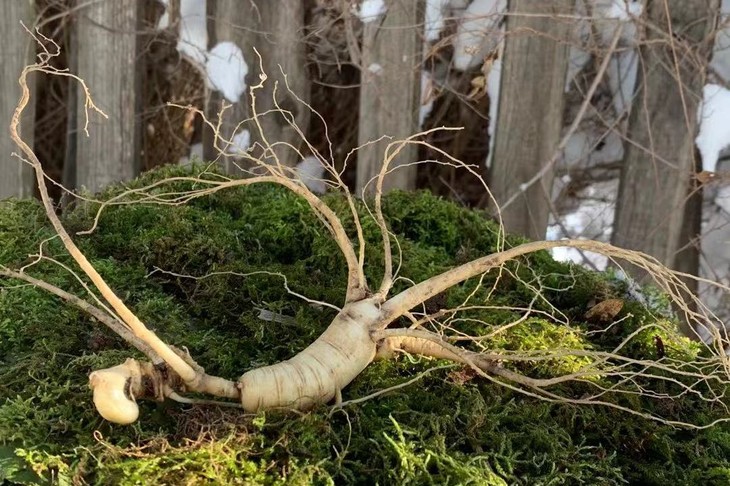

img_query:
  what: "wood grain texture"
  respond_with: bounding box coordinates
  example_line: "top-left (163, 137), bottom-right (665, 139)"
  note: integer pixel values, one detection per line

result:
top-left (489, 0), bottom-right (572, 240)
top-left (73, 0), bottom-right (139, 193)
top-left (1, 0), bottom-right (36, 199)
top-left (356, 0), bottom-right (423, 197)
top-left (612, 0), bottom-right (719, 270)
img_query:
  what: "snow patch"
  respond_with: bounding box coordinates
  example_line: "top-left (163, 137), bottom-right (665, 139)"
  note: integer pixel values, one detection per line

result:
top-left (206, 42), bottom-right (249, 104)
top-left (227, 129), bottom-right (251, 155)
top-left (157, 1), bottom-right (250, 103)
top-left (566, 47), bottom-right (592, 92)
top-left (606, 49), bottom-right (639, 116)
top-left (716, 185), bottom-right (730, 215)
top-left (593, 0), bottom-right (643, 46)
top-left (563, 130), bottom-right (624, 168)
top-left (612, 269), bottom-right (649, 305)
top-left (179, 142), bottom-right (204, 165)
top-left (591, 1), bottom-right (643, 116)
top-left (419, 71), bottom-right (435, 127)
top-left (565, 0), bottom-right (592, 91)
top-left (176, 0), bottom-right (208, 68)
top-left (296, 156), bottom-right (328, 194)
top-left (713, 25), bottom-right (730, 83)
top-left (696, 84), bottom-right (730, 173)
top-left (425, 0), bottom-right (451, 42)
top-left (355, 0), bottom-right (387, 23)
top-left (547, 179), bottom-right (618, 269)
top-left (449, 0), bottom-right (470, 10)
top-left (367, 63), bottom-right (383, 75)
top-left (453, 0), bottom-right (506, 71)
top-left (712, 1), bottom-right (730, 82)
top-left (485, 59), bottom-right (501, 167)
top-left (190, 142), bottom-right (203, 160)
top-left (699, 206), bottom-right (730, 322)
top-left (156, 0), bottom-right (170, 29)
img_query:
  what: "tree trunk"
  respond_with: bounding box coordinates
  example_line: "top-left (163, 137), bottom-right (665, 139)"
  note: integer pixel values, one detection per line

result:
top-left (1, 1), bottom-right (36, 199)
top-left (356, 0), bottom-right (423, 197)
top-left (72, 0), bottom-right (139, 193)
top-left (204, 0), bottom-right (310, 171)
top-left (488, 0), bottom-right (572, 240)
top-left (612, 0), bottom-right (718, 273)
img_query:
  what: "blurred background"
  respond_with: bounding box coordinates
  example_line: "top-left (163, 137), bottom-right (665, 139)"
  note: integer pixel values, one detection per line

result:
top-left (1, 0), bottom-right (729, 326)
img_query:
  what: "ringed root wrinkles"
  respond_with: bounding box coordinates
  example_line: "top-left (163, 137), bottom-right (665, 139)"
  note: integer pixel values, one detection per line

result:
top-left (237, 299), bottom-right (382, 412)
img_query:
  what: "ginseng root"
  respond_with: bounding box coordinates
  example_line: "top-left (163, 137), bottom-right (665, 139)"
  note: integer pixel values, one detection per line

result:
top-left (88, 299), bottom-right (383, 421)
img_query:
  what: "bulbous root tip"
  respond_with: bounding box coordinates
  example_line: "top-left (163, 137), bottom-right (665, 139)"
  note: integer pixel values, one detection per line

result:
top-left (88, 359), bottom-right (143, 425)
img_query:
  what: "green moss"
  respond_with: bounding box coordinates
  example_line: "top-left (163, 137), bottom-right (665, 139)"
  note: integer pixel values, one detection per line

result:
top-left (1, 165), bottom-right (729, 484)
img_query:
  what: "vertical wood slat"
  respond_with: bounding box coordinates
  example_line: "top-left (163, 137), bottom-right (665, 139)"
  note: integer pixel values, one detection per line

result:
top-left (356, 0), bottom-right (423, 197)
top-left (1, 0), bottom-right (36, 199)
top-left (73, 0), bottom-right (139, 193)
top-left (488, 0), bottom-right (572, 240)
top-left (612, 0), bottom-right (719, 269)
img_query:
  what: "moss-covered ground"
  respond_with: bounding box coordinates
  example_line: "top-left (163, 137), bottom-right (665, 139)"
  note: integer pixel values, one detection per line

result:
top-left (1, 166), bottom-right (730, 485)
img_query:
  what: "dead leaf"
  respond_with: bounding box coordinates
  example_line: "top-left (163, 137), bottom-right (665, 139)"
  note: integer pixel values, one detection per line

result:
top-left (584, 298), bottom-right (624, 323)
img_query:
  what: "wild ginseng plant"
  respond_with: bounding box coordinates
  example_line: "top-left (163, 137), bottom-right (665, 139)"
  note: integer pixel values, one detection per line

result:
top-left (6, 46), bottom-right (730, 428)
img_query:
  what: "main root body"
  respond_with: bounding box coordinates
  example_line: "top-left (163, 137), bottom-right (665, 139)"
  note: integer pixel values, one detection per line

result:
top-left (88, 299), bottom-right (385, 421)
top-left (237, 299), bottom-right (381, 411)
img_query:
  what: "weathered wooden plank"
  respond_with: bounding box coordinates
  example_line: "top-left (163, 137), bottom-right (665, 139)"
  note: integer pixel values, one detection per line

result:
top-left (73, 0), bottom-right (139, 193)
top-left (1, 0), bottom-right (36, 199)
top-left (489, 0), bottom-right (572, 240)
top-left (356, 0), bottom-right (423, 197)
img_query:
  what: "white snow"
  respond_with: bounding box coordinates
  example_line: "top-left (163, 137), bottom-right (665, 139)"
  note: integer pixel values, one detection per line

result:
top-left (712, 1), bottom-right (730, 82)
top-left (612, 269), bottom-right (650, 305)
top-left (713, 25), bottom-right (730, 83)
top-left (566, 47), bottom-right (592, 92)
top-left (156, 0), bottom-right (170, 29)
top-left (367, 63), bottom-right (383, 75)
top-left (699, 206), bottom-right (730, 322)
top-left (485, 58), bottom-right (501, 167)
top-left (179, 142), bottom-right (204, 165)
top-left (205, 42), bottom-right (249, 104)
top-left (593, 0), bottom-right (643, 46)
top-left (190, 142), bottom-right (203, 160)
top-left (453, 0), bottom-right (506, 71)
top-left (419, 71), bottom-right (435, 127)
top-left (176, 0), bottom-right (208, 68)
top-left (595, 0), bottom-right (641, 22)
top-left (606, 50), bottom-right (639, 116)
top-left (590, 1), bottom-right (643, 116)
top-left (296, 156), bottom-right (328, 194)
top-left (547, 179), bottom-right (618, 269)
top-left (227, 129), bottom-right (251, 155)
top-left (565, 0), bottom-right (593, 91)
top-left (716, 185), bottom-right (730, 215)
top-left (563, 129), bottom-right (624, 168)
top-left (696, 84), bottom-right (730, 173)
top-left (157, 1), bottom-right (250, 103)
top-left (355, 0), bottom-right (387, 23)
top-left (449, 0), bottom-right (470, 11)
top-left (425, 0), bottom-right (451, 42)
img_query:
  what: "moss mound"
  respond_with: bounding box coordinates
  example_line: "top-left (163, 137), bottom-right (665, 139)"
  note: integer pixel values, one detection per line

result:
top-left (1, 166), bottom-right (730, 485)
